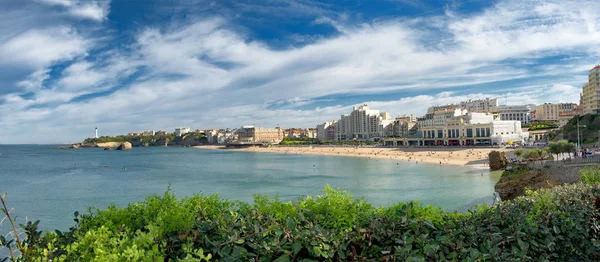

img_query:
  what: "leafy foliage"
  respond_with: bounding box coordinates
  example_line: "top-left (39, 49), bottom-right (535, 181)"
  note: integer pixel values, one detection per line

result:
top-left (561, 114), bottom-right (600, 144)
top-left (580, 165), bottom-right (600, 185)
top-left (2, 184), bottom-right (600, 261)
top-left (523, 121), bottom-right (559, 131)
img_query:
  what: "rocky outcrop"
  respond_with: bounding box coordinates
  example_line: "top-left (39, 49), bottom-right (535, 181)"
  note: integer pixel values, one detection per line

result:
top-left (116, 142), bottom-right (132, 151)
top-left (96, 142), bottom-right (122, 148)
top-left (495, 168), bottom-right (562, 201)
top-left (488, 151), bottom-right (508, 170)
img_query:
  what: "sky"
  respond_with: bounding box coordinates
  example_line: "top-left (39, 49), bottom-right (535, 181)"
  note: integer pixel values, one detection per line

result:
top-left (1, 0), bottom-right (599, 144)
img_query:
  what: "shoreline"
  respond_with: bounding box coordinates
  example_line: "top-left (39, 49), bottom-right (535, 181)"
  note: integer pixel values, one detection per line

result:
top-left (194, 145), bottom-right (513, 167)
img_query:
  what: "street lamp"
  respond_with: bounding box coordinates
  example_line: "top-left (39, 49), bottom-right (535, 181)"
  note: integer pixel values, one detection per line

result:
top-left (577, 117), bottom-right (587, 157)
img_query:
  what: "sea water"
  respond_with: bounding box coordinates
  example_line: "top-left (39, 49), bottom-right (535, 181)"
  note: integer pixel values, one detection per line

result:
top-left (0, 145), bottom-right (499, 231)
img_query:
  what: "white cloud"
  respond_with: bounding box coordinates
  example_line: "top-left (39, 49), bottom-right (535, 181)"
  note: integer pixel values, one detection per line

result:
top-left (69, 2), bottom-right (110, 21)
top-left (36, 0), bottom-right (110, 21)
top-left (2, 0), bottom-right (600, 143)
top-left (17, 69), bottom-right (51, 91)
top-left (0, 27), bottom-right (88, 69)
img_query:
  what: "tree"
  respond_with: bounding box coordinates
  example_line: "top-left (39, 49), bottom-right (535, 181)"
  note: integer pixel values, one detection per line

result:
top-left (514, 148), bottom-right (525, 161)
top-left (548, 142), bottom-right (561, 160)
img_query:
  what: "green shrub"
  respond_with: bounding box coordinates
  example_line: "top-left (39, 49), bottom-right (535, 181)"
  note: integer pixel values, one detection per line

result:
top-left (2, 184), bottom-right (600, 261)
top-left (580, 165), bottom-right (600, 185)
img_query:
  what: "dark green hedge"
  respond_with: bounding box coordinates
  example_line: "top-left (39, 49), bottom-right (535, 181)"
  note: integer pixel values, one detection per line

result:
top-left (2, 184), bottom-right (600, 261)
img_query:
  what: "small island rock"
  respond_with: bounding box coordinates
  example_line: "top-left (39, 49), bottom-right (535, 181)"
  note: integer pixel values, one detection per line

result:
top-left (116, 142), bottom-right (132, 151)
top-left (488, 151), bottom-right (508, 170)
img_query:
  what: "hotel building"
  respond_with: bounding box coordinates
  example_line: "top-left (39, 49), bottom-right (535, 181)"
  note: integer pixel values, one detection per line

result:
top-left (334, 104), bottom-right (393, 141)
top-left (237, 126), bottom-right (284, 144)
top-left (583, 65), bottom-right (600, 114)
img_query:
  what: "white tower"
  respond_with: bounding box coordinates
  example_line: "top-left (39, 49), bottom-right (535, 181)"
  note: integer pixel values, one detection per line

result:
top-left (95, 127), bottom-right (98, 138)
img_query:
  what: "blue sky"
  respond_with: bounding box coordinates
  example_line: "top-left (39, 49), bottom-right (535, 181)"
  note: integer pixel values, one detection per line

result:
top-left (1, 0), bottom-right (599, 144)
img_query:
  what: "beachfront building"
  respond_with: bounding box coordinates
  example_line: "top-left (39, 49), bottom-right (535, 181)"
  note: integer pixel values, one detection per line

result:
top-left (155, 130), bottom-right (168, 136)
top-left (127, 132), bottom-right (141, 136)
top-left (334, 104), bottom-right (393, 141)
top-left (175, 127), bottom-right (190, 137)
top-left (583, 65), bottom-right (600, 114)
top-left (388, 114), bottom-right (418, 138)
top-left (205, 129), bottom-right (219, 144)
top-left (384, 112), bottom-right (528, 146)
top-left (316, 121), bottom-right (336, 141)
top-left (497, 104), bottom-right (533, 124)
top-left (236, 126), bottom-right (284, 144)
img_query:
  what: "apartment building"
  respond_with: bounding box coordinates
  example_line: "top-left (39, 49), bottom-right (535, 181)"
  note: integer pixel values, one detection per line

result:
top-left (535, 103), bottom-right (578, 122)
top-left (334, 104), bottom-right (393, 141)
top-left (316, 121), bottom-right (336, 141)
top-left (582, 65), bottom-right (600, 114)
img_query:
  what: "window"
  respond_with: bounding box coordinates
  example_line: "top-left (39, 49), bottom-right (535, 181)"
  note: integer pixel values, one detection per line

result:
top-left (466, 129), bottom-right (473, 137)
top-left (486, 128), bottom-right (491, 137)
top-left (476, 128), bottom-right (480, 137)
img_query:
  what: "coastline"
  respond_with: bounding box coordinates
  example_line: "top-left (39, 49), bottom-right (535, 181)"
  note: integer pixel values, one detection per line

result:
top-left (194, 145), bottom-right (514, 167)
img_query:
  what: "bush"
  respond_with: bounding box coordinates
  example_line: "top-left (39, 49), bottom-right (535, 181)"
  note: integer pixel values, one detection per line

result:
top-left (2, 184), bottom-right (600, 261)
top-left (580, 165), bottom-right (600, 185)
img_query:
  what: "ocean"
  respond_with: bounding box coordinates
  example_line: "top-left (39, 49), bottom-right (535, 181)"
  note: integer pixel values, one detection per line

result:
top-left (0, 145), bottom-right (500, 231)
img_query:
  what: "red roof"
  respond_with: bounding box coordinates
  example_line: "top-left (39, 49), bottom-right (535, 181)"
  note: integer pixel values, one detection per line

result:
top-left (594, 64), bottom-right (600, 69)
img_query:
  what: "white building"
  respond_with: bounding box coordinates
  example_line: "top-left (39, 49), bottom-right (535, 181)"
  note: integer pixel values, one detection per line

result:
top-left (497, 105), bottom-right (533, 124)
top-left (142, 130), bottom-right (155, 136)
top-left (205, 129), bottom-right (218, 144)
top-left (334, 104), bottom-right (392, 141)
top-left (316, 121), bottom-right (336, 141)
top-left (175, 127), bottom-right (190, 136)
top-left (427, 98), bottom-right (498, 114)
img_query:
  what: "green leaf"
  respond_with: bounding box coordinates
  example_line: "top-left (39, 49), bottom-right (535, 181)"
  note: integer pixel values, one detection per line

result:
top-left (423, 219), bottom-right (436, 230)
top-left (286, 217), bottom-right (297, 230)
top-left (553, 225), bottom-right (560, 234)
top-left (517, 238), bottom-right (529, 251)
top-left (235, 239), bottom-right (245, 244)
top-left (273, 254), bottom-right (291, 262)
top-left (292, 241), bottom-right (302, 255)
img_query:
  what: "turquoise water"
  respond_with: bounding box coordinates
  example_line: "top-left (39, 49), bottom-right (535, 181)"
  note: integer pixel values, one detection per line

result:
top-left (0, 145), bottom-right (499, 231)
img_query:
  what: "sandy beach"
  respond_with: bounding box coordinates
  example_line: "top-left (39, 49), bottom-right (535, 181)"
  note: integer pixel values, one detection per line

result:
top-left (195, 145), bottom-right (514, 167)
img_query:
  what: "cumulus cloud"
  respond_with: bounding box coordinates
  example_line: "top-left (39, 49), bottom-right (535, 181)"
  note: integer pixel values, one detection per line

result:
top-left (1, 0), bottom-right (599, 143)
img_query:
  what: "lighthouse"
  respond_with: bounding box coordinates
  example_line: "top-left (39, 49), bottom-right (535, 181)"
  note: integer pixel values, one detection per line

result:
top-left (95, 127), bottom-right (99, 138)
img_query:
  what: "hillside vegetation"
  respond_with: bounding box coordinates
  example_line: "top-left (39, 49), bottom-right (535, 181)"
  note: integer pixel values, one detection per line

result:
top-left (2, 183), bottom-right (600, 261)
top-left (83, 132), bottom-right (208, 147)
top-left (560, 114), bottom-right (600, 144)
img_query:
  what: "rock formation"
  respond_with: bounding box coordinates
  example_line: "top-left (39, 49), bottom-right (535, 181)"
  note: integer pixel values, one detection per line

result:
top-left (116, 142), bottom-right (132, 151)
top-left (488, 151), bottom-right (508, 170)
top-left (495, 168), bottom-right (562, 201)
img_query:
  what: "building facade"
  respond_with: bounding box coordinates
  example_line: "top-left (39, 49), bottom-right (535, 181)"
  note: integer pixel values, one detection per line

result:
top-left (583, 65), bottom-right (600, 114)
top-left (237, 126), bottom-right (284, 144)
top-left (142, 130), bottom-right (155, 136)
top-left (535, 103), bottom-right (578, 122)
top-left (384, 113), bottom-right (527, 146)
top-left (316, 121), bottom-right (336, 141)
top-left (334, 104), bottom-right (392, 141)
top-left (175, 127), bottom-right (190, 136)
top-left (497, 104), bottom-right (533, 124)
top-left (427, 98), bottom-right (498, 114)
top-left (535, 103), bottom-right (560, 121)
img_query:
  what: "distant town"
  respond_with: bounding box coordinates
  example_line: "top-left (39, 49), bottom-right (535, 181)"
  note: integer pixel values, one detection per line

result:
top-left (92, 65), bottom-right (600, 147)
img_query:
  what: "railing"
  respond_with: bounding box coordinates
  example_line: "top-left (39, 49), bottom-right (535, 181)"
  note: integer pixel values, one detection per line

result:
top-left (521, 157), bottom-right (600, 168)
